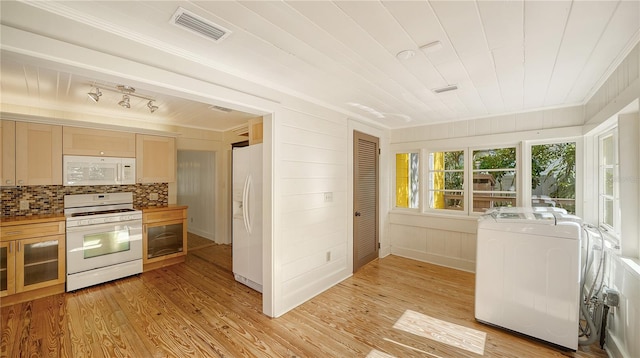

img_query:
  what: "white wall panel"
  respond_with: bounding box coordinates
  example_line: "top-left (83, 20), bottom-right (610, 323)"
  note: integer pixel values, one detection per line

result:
top-left (585, 43), bottom-right (639, 126)
top-left (490, 114), bottom-right (516, 134)
top-left (279, 191), bottom-right (343, 213)
top-left (273, 106), bottom-right (352, 316)
top-left (514, 110), bottom-right (544, 132)
top-left (606, 255), bottom-right (640, 358)
top-left (280, 257), bottom-right (348, 296)
top-left (426, 230), bottom-right (447, 256)
top-left (390, 224), bottom-right (427, 252)
top-left (279, 161), bottom-right (345, 179)
top-left (388, 212), bottom-right (477, 272)
top-left (281, 143), bottom-right (346, 164)
top-left (282, 230), bottom-right (344, 263)
top-left (390, 105), bottom-right (584, 144)
top-left (177, 150), bottom-right (216, 240)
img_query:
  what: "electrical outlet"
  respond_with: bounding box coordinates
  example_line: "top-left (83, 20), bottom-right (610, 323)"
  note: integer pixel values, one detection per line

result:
top-left (324, 192), bottom-right (333, 202)
top-left (149, 192), bottom-right (159, 201)
top-left (19, 200), bottom-right (29, 210)
top-left (326, 251), bottom-right (331, 262)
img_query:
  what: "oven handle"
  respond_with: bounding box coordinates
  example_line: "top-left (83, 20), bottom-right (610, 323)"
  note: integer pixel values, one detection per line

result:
top-left (66, 220), bottom-right (142, 233)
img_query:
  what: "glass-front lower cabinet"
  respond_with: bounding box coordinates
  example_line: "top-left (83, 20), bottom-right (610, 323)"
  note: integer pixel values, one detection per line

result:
top-left (146, 222), bottom-right (184, 259)
top-left (0, 241), bottom-right (16, 296)
top-left (18, 235), bottom-right (66, 291)
top-left (0, 235), bottom-right (65, 297)
top-left (141, 206), bottom-right (188, 272)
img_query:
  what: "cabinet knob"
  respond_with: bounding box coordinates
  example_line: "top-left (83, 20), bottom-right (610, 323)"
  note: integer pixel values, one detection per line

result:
top-left (5, 179), bottom-right (12, 184)
top-left (17, 180), bottom-right (24, 184)
top-left (100, 151), bottom-right (105, 155)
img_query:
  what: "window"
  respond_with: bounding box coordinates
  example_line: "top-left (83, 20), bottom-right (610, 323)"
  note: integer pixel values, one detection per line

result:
top-left (395, 152), bottom-right (419, 208)
top-left (531, 142), bottom-right (576, 214)
top-left (428, 150), bottom-right (464, 211)
top-left (472, 147), bottom-right (517, 213)
top-left (599, 131), bottom-right (618, 233)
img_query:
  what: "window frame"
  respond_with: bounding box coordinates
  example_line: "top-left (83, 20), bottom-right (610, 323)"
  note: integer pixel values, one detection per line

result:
top-left (598, 129), bottom-right (620, 239)
top-left (469, 144), bottom-right (520, 215)
top-left (523, 137), bottom-right (581, 215)
top-left (425, 148), bottom-right (466, 214)
top-left (393, 150), bottom-right (421, 211)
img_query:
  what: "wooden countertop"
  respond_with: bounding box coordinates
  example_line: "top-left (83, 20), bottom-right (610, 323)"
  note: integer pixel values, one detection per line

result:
top-left (136, 204), bottom-right (188, 213)
top-left (0, 214), bottom-right (66, 227)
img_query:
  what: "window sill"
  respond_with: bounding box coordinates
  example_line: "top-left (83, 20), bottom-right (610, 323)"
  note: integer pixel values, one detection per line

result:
top-left (389, 209), bottom-right (480, 221)
top-left (619, 257), bottom-right (640, 279)
top-left (594, 228), bottom-right (640, 279)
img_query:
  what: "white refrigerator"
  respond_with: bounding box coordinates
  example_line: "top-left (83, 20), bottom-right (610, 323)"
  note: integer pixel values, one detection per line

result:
top-left (232, 143), bottom-right (263, 293)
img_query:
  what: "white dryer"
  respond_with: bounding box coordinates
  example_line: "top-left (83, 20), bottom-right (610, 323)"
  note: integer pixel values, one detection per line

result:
top-left (475, 207), bottom-right (582, 350)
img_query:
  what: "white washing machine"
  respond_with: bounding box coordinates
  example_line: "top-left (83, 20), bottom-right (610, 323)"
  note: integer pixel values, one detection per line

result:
top-left (475, 207), bottom-right (582, 350)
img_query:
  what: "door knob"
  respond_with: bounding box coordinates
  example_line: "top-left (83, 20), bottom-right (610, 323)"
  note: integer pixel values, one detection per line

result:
top-left (355, 211), bottom-right (361, 216)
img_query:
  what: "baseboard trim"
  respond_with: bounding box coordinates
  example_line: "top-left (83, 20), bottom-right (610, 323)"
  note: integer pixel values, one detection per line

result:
top-left (391, 247), bottom-right (475, 272)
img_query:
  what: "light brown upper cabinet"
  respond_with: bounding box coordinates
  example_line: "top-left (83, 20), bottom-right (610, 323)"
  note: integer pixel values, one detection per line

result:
top-left (1, 120), bottom-right (16, 186)
top-left (1, 120), bottom-right (62, 186)
top-left (63, 127), bottom-right (136, 157)
top-left (248, 117), bottom-right (263, 145)
top-left (136, 134), bottom-right (176, 183)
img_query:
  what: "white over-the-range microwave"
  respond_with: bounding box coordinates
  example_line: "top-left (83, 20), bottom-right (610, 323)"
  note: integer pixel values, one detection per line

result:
top-left (63, 155), bottom-right (136, 186)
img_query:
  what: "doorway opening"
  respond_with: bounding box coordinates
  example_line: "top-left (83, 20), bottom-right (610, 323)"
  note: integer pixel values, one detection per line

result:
top-left (177, 150), bottom-right (216, 251)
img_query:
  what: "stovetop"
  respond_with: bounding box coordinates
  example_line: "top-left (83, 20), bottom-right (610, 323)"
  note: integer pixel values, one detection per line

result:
top-left (64, 192), bottom-right (141, 227)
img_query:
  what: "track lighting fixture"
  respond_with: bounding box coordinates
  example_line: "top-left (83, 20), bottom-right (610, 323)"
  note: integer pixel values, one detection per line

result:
top-left (87, 88), bottom-right (102, 102)
top-left (118, 95), bottom-right (131, 108)
top-left (87, 84), bottom-right (159, 113)
top-left (147, 100), bottom-right (158, 113)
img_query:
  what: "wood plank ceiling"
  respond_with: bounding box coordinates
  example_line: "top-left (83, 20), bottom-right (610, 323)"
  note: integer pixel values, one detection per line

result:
top-left (0, 1), bottom-right (638, 131)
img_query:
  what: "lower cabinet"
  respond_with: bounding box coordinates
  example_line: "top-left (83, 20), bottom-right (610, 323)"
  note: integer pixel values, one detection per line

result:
top-left (0, 220), bottom-right (66, 307)
top-left (142, 206), bottom-right (187, 272)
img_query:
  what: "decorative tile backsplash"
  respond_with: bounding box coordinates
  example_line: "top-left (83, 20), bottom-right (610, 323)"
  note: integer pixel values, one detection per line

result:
top-left (1, 183), bottom-right (168, 217)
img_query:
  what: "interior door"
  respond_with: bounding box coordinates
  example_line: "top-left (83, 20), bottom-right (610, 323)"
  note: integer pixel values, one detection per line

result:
top-left (353, 131), bottom-right (379, 272)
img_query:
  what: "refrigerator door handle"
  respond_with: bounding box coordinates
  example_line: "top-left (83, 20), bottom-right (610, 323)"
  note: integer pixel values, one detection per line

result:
top-left (243, 175), bottom-right (252, 235)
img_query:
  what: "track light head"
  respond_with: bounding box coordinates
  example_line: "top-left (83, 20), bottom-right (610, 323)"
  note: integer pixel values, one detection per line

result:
top-left (147, 100), bottom-right (158, 113)
top-left (118, 95), bottom-right (131, 108)
top-left (87, 88), bottom-right (102, 102)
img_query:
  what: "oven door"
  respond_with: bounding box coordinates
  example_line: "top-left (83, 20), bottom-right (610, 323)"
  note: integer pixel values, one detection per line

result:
top-left (66, 220), bottom-right (142, 274)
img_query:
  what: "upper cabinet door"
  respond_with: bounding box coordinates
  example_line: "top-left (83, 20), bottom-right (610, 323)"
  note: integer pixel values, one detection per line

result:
top-left (136, 134), bottom-right (176, 183)
top-left (63, 127), bottom-right (136, 157)
top-left (0, 120), bottom-right (16, 186)
top-left (15, 122), bottom-right (63, 185)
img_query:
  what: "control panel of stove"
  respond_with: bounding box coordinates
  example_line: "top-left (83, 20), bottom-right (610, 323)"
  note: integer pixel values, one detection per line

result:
top-left (66, 212), bottom-right (142, 228)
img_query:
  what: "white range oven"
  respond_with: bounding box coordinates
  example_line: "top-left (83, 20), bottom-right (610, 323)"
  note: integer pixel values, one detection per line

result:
top-left (64, 192), bottom-right (142, 291)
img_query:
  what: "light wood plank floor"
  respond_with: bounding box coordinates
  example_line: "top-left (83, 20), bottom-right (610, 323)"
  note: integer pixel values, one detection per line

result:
top-left (1, 244), bottom-right (607, 357)
top-left (187, 232), bottom-right (217, 251)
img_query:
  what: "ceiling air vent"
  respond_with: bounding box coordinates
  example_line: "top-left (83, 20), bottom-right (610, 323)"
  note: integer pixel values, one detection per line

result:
top-left (433, 85), bottom-right (458, 94)
top-left (209, 105), bottom-right (233, 113)
top-left (170, 7), bottom-right (231, 42)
